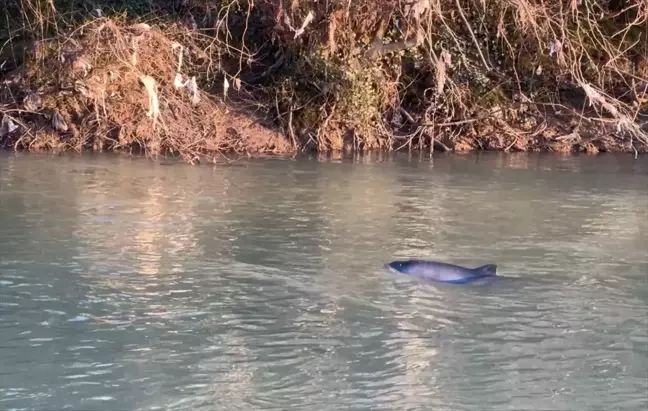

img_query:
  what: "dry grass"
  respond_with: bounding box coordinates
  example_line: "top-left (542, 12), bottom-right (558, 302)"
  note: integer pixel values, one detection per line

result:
top-left (1, 0), bottom-right (647, 159)
top-left (185, 0), bottom-right (648, 154)
top-left (0, 6), bottom-right (290, 162)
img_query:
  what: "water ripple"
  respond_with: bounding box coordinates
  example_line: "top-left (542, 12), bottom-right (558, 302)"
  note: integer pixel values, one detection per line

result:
top-left (0, 153), bottom-right (647, 410)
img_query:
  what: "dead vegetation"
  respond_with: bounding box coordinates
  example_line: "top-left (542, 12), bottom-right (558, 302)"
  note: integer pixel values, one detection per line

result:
top-left (0, 4), bottom-right (291, 162)
top-left (1, 0), bottom-right (647, 160)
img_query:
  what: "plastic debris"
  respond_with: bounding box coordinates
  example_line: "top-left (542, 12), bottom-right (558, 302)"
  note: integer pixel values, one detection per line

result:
top-left (170, 43), bottom-right (199, 105)
top-left (0, 115), bottom-right (18, 137)
top-left (130, 23), bottom-right (152, 33)
top-left (223, 76), bottom-right (230, 99)
top-left (140, 75), bottom-right (160, 129)
top-left (23, 92), bottom-right (42, 112)
top-left (173, 73), bottom-right (200, 105)
top-left (284, 11), bottom-right (315, 39)
top-left (51, 110), bottom-right (68, 132)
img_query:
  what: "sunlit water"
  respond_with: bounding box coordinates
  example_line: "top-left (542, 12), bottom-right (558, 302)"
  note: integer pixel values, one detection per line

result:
top-left (0, 151), bottom-right (647, 411)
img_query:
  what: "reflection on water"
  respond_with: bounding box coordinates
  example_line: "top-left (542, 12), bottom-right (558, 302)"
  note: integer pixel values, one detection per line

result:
top-left (0, 152), bottom-right (647, 411)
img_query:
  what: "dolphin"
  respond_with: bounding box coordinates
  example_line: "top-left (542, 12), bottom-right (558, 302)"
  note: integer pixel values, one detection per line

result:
top-left (384, 259), bottom-right (498, 284)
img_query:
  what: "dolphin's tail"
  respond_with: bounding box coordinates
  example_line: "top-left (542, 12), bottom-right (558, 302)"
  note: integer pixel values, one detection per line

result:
top-left (474, 264), bottom-right (497, 276)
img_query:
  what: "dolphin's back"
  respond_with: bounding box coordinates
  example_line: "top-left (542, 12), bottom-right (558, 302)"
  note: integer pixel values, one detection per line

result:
top-left (386, 259), bottom-right (498, 283)
top-left (473, 264), bottom-right (497, 276)
top-left (413, 261), bottom-right (477, 282)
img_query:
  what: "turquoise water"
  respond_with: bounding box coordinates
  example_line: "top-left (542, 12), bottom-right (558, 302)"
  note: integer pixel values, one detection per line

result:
top-left (1, 152), bottom-right (647, 410)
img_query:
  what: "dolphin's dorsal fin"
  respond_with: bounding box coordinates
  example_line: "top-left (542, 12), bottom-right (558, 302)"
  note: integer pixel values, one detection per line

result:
top-left (474, 264), bottom-right (497, 276)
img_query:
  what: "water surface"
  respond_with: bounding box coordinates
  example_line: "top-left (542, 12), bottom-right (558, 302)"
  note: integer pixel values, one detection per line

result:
top-left (1, 152), bottom-right (647, 410)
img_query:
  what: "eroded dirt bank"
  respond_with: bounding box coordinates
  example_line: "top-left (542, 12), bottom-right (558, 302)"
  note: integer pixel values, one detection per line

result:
top-left (1, 1), bottom-right (647, 162)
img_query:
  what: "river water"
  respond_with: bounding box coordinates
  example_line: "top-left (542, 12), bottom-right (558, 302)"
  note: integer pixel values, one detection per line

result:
top-left (0, 152), bottom-right (646, 411)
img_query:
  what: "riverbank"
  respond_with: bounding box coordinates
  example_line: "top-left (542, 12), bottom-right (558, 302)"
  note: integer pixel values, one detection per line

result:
top-left (1, 1), bottom-right (647, 162)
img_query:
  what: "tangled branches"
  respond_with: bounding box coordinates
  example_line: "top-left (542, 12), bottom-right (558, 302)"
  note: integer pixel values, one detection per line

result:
top-left (1, 0), bottom-right (647, 158)
top-left (0, 8), bottom-right (289, 160)
top-left (184, 0), bottom-right (648, 153)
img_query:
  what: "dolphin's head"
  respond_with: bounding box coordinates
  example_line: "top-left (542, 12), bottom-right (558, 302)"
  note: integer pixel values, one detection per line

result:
top-left (384, 260), bottom-right (417, 275)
